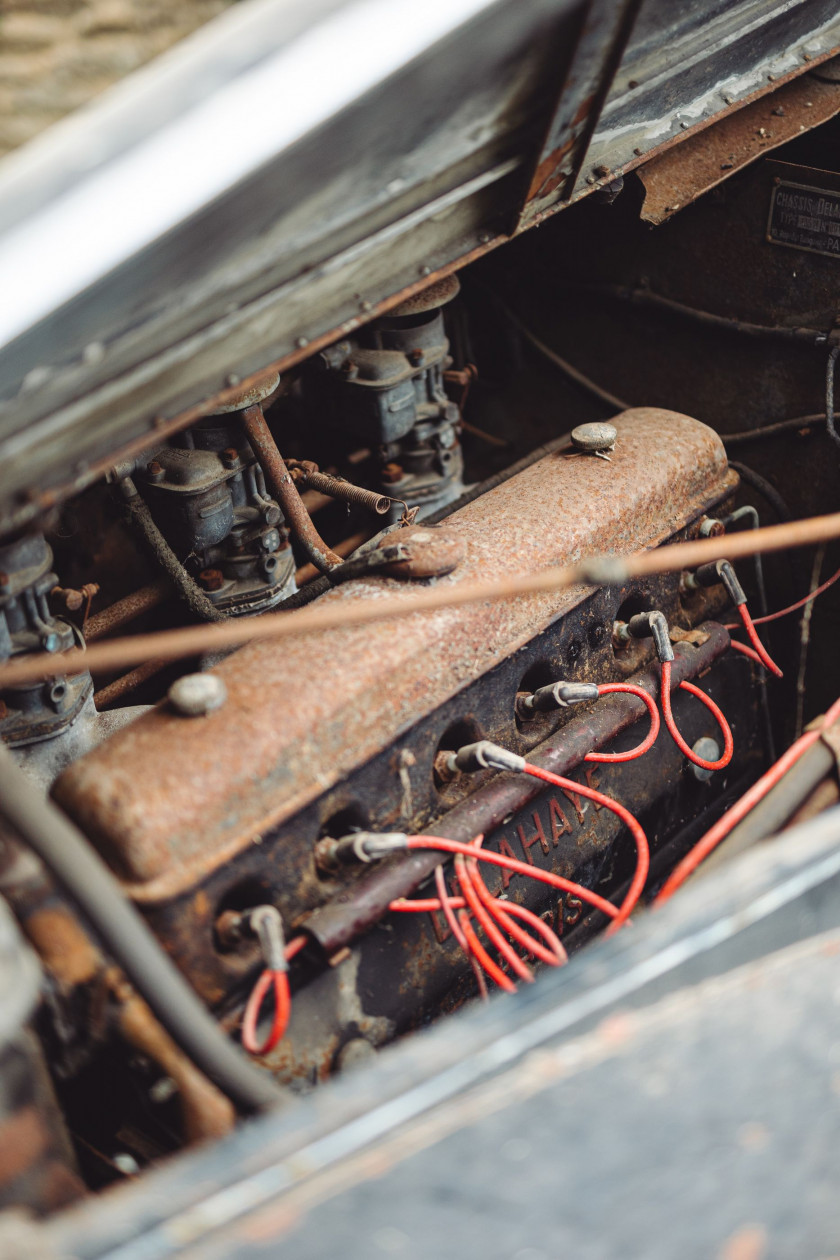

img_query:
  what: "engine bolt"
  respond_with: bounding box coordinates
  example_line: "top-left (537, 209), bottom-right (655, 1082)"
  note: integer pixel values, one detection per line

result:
top-left (146, 460), bottom-right (164, 482)
top-left (221, 447), bottom-right (240, 469)
top-left (381, 462), bottom-right (404, 484)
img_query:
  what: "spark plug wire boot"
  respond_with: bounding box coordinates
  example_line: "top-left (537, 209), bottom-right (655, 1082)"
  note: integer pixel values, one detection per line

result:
top-left (241, 905), bottom-right (292, 1057)
top-left (517, 680), bottom-right (599, 719)
top-left (691, 558), bottom-right (782, 676)
top-left (314, 831), bottom-right (409, 870)
top-left (693, 558), bottom-right (748, 606)
top-left (442, 740), bottom-right (527, 777)
top-left (625, 609), bottom-right (675, 663)
top-left (248, 906), bottom-right (288, 975)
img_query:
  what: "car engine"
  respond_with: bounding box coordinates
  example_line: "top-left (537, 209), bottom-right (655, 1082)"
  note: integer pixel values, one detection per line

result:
top-left (1, 1), bottom-right (840, 1255)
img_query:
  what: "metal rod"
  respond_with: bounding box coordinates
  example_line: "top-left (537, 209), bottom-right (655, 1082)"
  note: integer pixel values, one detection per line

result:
top-left (85, 579), bottom-right (170, 641)
top-left (93, 658), bottom-right (168, 708)
top-left (1, 508), bottom-right (840, 690)
top-left (240, 405), bottom-right (342, 574)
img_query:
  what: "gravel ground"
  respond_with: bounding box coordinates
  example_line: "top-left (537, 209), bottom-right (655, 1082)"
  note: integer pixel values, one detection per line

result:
top-left (0, 0), bottom-right (238, 158)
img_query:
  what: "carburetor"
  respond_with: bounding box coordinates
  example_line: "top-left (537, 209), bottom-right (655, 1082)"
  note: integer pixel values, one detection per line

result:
top-left (0, 534), bottom-right (91, 747)
top-left (139, 379), bottom-right (295, 616)
top-left (307, 274), bottom-right (464, 517)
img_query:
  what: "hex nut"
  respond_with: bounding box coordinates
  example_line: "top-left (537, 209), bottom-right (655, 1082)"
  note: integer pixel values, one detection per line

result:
top-left (168, 674), bottom-right (227, 717)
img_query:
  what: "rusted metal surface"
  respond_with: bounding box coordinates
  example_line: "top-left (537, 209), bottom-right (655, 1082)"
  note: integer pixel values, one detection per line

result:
top-left (85, 580), bottom-right (170, 642)
top-left (638, 71), bottom-right (840, 226)
top-left (388, 274), bottom-right (461, 317)
top-left (23, 904), bottom-right (102, 991)
top-left (330, 525), bottom-right (466, 584)
top-left (295, 532), bottom-right (370, 588)
top-left (35, 811), bottom-right (840, 1259)
top-left (54, 408), bottom-right (734, 896)
top-left (519, 10), bottom-right (840, 223)
top-left (240, 405), bottom-right (342, 575)
top-left (209, 371), bottom-right (281, 414)
top-left (303, 623), bottom-right (730, 955)
top-left (517, 0), bottom-right (642, 225)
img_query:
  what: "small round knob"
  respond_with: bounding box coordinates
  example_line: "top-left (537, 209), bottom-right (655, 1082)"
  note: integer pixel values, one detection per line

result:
top-left (168, 673), bottom-right (227, 717)
top-left (570, 422), bottom-right (617, 454)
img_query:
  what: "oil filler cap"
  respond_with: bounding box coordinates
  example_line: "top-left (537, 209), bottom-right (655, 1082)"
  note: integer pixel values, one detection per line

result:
top-left (570, 422), bottom-right (617, 458)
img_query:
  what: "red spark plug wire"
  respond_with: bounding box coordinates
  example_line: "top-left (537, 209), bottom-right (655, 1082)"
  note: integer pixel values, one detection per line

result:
top-left (467, 834), bottom-right (567, 968)
top-left (692, 558), bottom-right (782, 676)
top-left (242, 969), bottom-right (291, 1056)
top-left (486, 898), bottom-right (567, 966)
top-left (399, 837), bottom-right (620, 922)
top-left (519, 763), bottom-right (648, 931)
top-left (655, 693), bottom-right (840, 904)
top-left (396, 837), bottom-right (567, 993)
top-left (659, 661), bottom-right (734, 773)
top-left (734, 601), bottom-right (783, 677)
top-left (455, 849), bottom-right (534, 984)
top-left (392, 890), bottom-right (567, 967)
top-left (724, 564), bottom-right (840, 629)
top-left (434, 864), bottom-right (487, 999)
top-left (241, 930), bottom-right (305, 1057)
top-left (585, 683), bottom-right (660, 763)
top-left (728, 640), bottom-right (764, 667)
top-left (458, 911), bottom-right (515, 993)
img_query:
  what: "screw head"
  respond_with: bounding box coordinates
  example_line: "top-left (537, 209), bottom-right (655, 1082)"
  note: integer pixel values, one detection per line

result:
top-left (168, 673), bottom-right (227, 717)
top-left (570, 422), bottom-right (618, 454)
top-left (146, 460), bottom-right (164, 482)
top-left (221, 447), bottom-right (239, 469)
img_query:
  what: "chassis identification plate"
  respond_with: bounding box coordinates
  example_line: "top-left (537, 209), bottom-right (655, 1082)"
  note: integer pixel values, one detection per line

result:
top-left (767, 179), bottom-right (840, 259)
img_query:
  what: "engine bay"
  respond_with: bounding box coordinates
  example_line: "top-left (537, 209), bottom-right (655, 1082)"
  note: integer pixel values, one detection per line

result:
top-left (2, 2), bottom-right (840, 1252)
